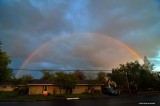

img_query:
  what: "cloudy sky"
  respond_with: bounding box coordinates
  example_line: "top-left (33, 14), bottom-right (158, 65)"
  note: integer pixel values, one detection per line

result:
top-left (0, 0), bottom-right (160, 77)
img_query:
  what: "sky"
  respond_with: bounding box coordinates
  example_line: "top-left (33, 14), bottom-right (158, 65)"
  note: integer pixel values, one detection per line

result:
top-left (0, 0), bottom-right (160, 77)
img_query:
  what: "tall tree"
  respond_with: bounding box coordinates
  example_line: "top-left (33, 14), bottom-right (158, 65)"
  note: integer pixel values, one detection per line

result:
top-left (143, 56), bottom-right (154, 71)
top-left (41, 69), bottom-right (54, 80)
top-left (97, 72), bottom-right (108, 83)
top-left (109, 67), bottom-right (126, 90)
top-left (73, 70), bottom-right (86, 80)
top-left (110, 56), bottom-right (157, 92)
top-left (13, 74), bottom-right (33, 85)
top-left (20, 74), bottom-right (33, 84)
top-left (0, 41), bottom-right (13, 82)
top-left (54, 72), bottom-right (78, 94)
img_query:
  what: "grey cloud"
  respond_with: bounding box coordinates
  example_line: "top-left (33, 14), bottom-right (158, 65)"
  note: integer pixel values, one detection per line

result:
top-left (88, 0), bottom-right (160, 58)
top-left (0, 0), bottom-right (73, 57)
top-left (23, 33), bottom-right (137, 71)
top-left (0, 0), bottom-right (73, 35)
top-left (88, 0), bottom-right (160, 36)
top-left (1, 0), bottom-right (160, 73)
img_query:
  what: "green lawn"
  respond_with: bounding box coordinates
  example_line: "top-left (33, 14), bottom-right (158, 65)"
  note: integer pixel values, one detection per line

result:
top-left (0, 91), bottom-right (108, 101)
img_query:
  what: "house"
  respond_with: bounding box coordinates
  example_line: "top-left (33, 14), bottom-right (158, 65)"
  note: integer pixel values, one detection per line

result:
top-left (27, 79), bottom-right (103, 95)
top-left (0, 82), bottom-right (14, 91)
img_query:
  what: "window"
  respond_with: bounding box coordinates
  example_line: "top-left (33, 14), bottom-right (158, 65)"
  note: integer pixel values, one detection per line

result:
top-left (72, 86), bottom-right (75, 89)
top-left (63, 86), bottom-right (65, 89)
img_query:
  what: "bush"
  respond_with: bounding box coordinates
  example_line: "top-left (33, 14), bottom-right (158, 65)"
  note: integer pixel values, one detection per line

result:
top-left (14, 87), bottom-right (29, 95)
top-left (0, 91), bottom-right (18, 98)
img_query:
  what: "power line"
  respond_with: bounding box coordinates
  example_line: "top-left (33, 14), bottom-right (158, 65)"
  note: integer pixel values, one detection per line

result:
top-left (2, 69), bottom-right (160, 72)
top-left (0, 40), bottom-right (2, 50)
top-left (10, 69), bottom-right (113, 72)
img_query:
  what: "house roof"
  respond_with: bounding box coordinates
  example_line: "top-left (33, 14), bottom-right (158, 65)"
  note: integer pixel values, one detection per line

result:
top-left (0, 82), bottom-right (13, 86)
top-left (27, 79), bottom-right (103, 85)
top-left (78, 80), bottom-right (103, 85)
top-left (27, 79), bottom-right (53, 85)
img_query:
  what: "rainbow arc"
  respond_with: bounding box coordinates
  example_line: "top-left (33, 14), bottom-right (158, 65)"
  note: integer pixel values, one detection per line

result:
top-left (16, 32), bottom-right (141, 77)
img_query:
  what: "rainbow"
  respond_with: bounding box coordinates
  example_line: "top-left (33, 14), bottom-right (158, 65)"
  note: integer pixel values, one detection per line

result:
top-left (16, 40), bottom-right (53, 77)
top-left (16, 32), bottom-right (141, 77)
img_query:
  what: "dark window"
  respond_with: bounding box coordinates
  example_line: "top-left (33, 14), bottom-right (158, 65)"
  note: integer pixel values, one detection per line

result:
top-left (63, 86), bottom-right (65, 89)
top-left (44, 86), bottom-right (47, 91)
top-left (72, 86), bottom-right (75, 89)
top-left (88, 85), bottom-right (91, 89)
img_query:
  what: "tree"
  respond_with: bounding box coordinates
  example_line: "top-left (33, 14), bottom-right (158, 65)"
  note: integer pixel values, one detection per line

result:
top-left (138, 57), bottom-right (155, 90)
top-left (110, 56), bottom-right (157, 93)
top-left (73, 70), bottom-right (86, 80)
top-left (125, 61), bottom-right (142, 90)
top-left (12, 74), bottom-right (33, 85)
top-left (151, 72), bottom-right (160, 90)
top-left (20, 74), bottom-right (33, 84)
top-left (97, 72), bottom-right (108, 83)
top-left (54, 72), bottom-right (78, 94)
top-left (0, 41), bottom-right (13, 82)
top-left (142, 56), bottom-right (154, 71)
top-left (109, 68), bottom-right (125, 86)
top-left (53, 71), bottom-right (66, 94)
top-left (12, 74), bottom-right (33, 95)
top-left (41, 69), bottom-right (54, 80)
top-left (65, 73), bottom-right (78, 94)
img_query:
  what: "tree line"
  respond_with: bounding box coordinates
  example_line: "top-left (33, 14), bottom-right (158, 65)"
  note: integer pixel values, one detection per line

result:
top-left (109, 57), bottom-right (160, 93)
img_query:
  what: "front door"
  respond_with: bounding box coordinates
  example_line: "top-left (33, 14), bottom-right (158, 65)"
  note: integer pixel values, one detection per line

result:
top-left (43, 85), bottom-right (48, 95)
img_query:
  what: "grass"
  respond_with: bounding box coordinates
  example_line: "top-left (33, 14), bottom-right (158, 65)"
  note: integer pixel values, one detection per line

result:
top-left (0, 91), bottom-right (108, 101)
top-left (0, 91), bottom-right (18, 100)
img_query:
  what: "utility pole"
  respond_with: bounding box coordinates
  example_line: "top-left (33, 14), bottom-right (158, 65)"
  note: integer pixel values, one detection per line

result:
top-left (125, 71), bottom-right (131, 96)
top-left (0, 40), bottom-right (2, 51)
top-left (0, 41), bottom-right (2, 74)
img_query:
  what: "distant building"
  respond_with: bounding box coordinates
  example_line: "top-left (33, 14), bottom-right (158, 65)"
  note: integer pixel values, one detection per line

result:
top-left (27, 79), bottom-right (103, 95)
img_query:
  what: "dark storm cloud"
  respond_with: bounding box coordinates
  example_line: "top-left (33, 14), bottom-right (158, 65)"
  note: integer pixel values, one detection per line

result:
top-left (1, 0), bottom-right (160, 74)
top-left (0, 0), bottom-right (73, 33)
top-left (88, 0), bottom-right (160, 57)
top-left (88, 0), bottom-right (160, 35)
top-left (0, 0), bottom-right (74, 70)
top-left (0, 0), bottom-right (73, 55)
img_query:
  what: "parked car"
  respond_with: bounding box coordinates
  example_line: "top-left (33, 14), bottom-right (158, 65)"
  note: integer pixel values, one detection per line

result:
top-left (102, 88), bottom-right (120, 95)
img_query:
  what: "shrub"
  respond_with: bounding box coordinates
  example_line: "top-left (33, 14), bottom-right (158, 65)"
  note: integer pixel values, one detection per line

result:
top-left (14, 87), bottom-right (29, 95)
top-left (0, 91), bottom-right (18, 98)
